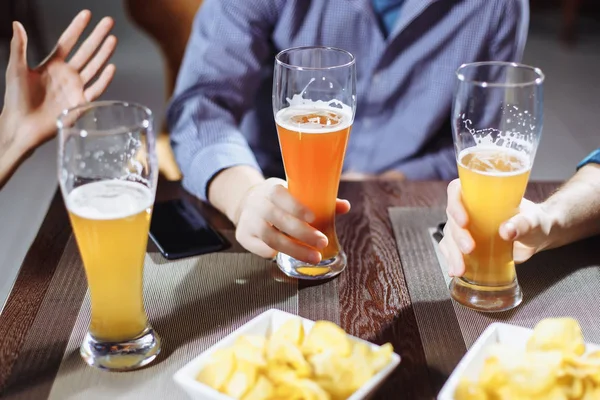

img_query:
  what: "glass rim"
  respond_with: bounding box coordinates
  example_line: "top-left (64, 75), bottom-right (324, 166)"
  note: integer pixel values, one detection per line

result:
top-left (275, 46), bottom-right (356, 71)
top-left (456, 61), bottom-right (545, 88)
top-left (57, 100), bottom-right (153, 133)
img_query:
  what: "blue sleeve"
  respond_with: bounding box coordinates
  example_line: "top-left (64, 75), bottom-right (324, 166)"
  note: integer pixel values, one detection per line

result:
top-left (489, 0), bottom-right (521, 62)
top-left (166, 0), bottom-right (279, 201)
top-left (577, 149), bottom-right (600, 170)
top-left (398, 146), bottom-right (458, 180)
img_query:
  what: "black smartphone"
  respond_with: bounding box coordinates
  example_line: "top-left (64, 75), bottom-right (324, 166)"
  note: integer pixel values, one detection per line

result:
top-left (149, 198), bottom-right (229, 260)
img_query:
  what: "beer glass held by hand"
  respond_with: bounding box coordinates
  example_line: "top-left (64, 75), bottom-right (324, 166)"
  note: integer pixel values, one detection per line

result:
top-left (273, 46), bottom-right (356, 280)
top-left (449, 62), bottom-right (544, 312)
top-left (57, 101), bottom-right (160, 371)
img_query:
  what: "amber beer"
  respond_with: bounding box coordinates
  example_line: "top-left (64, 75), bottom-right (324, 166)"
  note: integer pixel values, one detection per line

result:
top-left (276, 106), bottom-right (352, 263)
top-left (458, 147), bottom-right (531, 286)
top-left (67, 180), bottom-right (153, 342)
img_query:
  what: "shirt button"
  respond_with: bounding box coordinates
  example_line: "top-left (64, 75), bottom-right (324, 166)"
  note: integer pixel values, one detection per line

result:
top-left (372, 73), bottom-right (381, 84)
top-left (363, 118), bottom-right (372, 128)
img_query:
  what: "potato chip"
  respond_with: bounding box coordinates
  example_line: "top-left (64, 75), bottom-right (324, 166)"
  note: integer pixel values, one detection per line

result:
top-left (454, 318), bottom-right (600, 400)
top-left (196, 348), bottom-right (236, 391)
top-left (302, 321), bottom-right (351, 357)
top-left (267, 337), bottom-right (312, 377)
top-left (528, 318), bottom-right (586, 357)
top-left (272, 318), bottom-right (305, 347)
top-left (223, 360), bottom-right (258, 399)
top-left (234, 336), bottom-right (267, 367)
top-left (196, 317), bottom-right (394, 399)
top-left (370, 343), bottom-right (394, 372)
top-left (241, 375), bottom-right (273, 400)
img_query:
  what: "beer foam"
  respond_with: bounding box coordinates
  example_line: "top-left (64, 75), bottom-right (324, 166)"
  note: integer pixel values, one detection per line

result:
top-left (458, 146), bottom-right (531, 176)
top-left (67, 180), bottom-right (153, 220)
top-left (276, 95), bottom-right (353, 134)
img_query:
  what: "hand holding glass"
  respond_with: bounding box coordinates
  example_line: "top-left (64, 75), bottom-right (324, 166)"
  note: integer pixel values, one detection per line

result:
top-left (449, 62), bottom-right (544, 312)
top-left (272, 46), bottom-right (356, 280)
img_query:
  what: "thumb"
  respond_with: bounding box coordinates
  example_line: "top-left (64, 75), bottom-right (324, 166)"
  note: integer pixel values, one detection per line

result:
top-left (8, 22), bottom-right (28, 72)
top-left (499, 213), bottom-right (534, 242)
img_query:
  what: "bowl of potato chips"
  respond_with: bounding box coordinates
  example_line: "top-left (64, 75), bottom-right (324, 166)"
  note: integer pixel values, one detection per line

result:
top-left (173, 309), bottom-right (400, 400)
top-left (438, 317), bottom-right (600, 400)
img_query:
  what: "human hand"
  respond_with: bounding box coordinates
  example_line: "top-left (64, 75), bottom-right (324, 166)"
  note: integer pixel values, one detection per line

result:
top-left (1, 10), bottom-right (116, 153)
top-left (440, 179), bottom-right (554, 277)
top-left (234, 178), bottom-right (351, 264)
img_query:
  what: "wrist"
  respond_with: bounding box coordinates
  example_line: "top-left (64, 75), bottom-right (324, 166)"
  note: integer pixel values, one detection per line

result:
top-left (207, 166), bottom-right (265, 225)
top-left (539, 197), bottom-right (572, 250)
top-left (0, 110), bottom-right (32, 155)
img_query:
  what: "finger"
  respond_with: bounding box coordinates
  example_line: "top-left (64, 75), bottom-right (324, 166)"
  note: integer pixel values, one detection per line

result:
top-left (440, 228), bottom-right (467, 277)
top-left (513, 242), bottom-right (537, 264)
top-left (84, 64), bottom-right (115, 101)
top-left (447, 214), bottom-right (475, 254)
top-left (80, 35), bottom-right (117, 85)
top-left (257, 223), bottom-right (322, 265)
top-left (55, 10), bottom-right (92, 59)
top-left (439, 239), bottom-right (453, 276)
top-left (446, 179), bottom-right (468, 227)
top-left (239, 235), bottom-right (277, 259)
top-left (256, 201), bottom-right (327, 249)
top-left (8, 22), bottom-right (28, 72)
top-left (335, 199), bottom-right (351, 215)
top-left (266, 184), bottom-right (314, 223)
top-left (499, 214), bottom-right (534, 242)
top-left (69, 17), bottom-right (114, 71)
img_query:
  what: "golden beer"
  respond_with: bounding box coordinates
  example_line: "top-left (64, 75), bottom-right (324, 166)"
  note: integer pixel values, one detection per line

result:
top-left (458, 147), bottom-right (530, 286)
top-left (67, 180), bottom-right (153, 342)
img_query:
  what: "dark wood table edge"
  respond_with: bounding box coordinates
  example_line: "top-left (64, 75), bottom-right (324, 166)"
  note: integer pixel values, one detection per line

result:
top-left (0, 190), bottom-right (72, 392)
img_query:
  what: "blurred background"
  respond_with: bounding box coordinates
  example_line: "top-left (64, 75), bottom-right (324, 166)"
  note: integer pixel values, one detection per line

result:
top-left (0, 0), bottom-right (598, 308)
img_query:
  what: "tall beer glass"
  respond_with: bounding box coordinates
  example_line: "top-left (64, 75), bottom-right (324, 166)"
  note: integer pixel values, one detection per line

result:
top-left (273, 47), bottom-right (356, 280)
top-left (58, 101), bottom-right (160, 370)
top-left (450, 62), bottom-right (544, 312)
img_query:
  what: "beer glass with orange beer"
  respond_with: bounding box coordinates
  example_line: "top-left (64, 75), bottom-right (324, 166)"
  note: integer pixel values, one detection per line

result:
top-left (450, 62), bottom-right (544, 312)
top-left (273, 47), bottom-right (356, 280)
top-left (58, 101), bottom-right (161, 370)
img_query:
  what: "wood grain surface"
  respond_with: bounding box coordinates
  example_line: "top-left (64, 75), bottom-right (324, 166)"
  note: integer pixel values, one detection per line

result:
top-left (0, 192), bottom-right (72, 392)
top-left (0, 180), bottom-right (561, 399)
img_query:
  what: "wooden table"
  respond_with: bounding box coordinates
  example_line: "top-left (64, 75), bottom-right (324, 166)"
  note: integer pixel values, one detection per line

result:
top-left (0, 180), bottom-right (559, 399)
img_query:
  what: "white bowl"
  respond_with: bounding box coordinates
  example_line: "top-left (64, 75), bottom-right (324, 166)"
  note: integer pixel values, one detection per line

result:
top-left (173, 309), bottom-right (401, 400)
top-left (438, 322), bottom-right (600, 400)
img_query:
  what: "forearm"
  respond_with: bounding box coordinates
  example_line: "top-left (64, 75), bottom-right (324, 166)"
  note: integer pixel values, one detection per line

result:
top-left (0, 112), bottom-right (27, 189)
top-left (542, 164), bottom-right (600, 249)
top-left (208, 165), bottom-right (265, 224)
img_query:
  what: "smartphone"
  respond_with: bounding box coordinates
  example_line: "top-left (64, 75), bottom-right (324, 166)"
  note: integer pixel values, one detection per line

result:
top-left (149, 198), bottom-right (229, 260)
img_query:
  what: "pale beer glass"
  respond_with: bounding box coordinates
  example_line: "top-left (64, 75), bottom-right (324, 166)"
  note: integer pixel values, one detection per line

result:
top-left (58, 101), bottom-right (160, 370)
top-left (450, 62), bottom-right (544, 312)
top-left (273, 47), bottom-right (356, 280)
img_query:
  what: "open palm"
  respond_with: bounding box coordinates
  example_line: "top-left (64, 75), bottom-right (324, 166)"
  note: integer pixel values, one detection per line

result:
top-left (2, 10), bottom-right (117, 151)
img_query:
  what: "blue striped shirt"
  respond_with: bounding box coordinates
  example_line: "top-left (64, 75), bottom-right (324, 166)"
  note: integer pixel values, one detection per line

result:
top-left (168, 0), bottom-right (523, 201)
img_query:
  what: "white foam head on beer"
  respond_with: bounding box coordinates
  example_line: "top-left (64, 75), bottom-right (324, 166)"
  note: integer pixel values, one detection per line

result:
top-left (276, 95), bottom-right (353, 134)
top-left (458, 145), bottom-right (531, 176)
top-left (67, 180), bottom-right (153, 220)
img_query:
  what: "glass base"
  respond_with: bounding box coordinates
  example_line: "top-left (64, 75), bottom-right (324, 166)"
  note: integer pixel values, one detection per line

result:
top-left (276, 251), bottom-right (347, 280)
top-left (80, 326), bottom-right (161, 371)
top-left (449, 277), bottom-right (522, 312)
